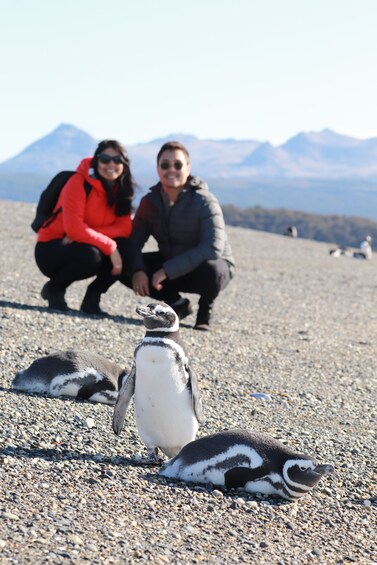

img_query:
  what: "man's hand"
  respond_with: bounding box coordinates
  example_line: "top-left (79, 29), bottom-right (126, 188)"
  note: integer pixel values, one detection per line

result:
top-left (152, 268), bottom-right (167, 291)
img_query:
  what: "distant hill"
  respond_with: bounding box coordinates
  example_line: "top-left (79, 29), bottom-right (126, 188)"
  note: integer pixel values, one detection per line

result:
top-left (0, 124), bottom-right (97, 174)
top-left (1, 123), bottom-right (377, 221)
top-left (222, 204), bottom-right (377, 248)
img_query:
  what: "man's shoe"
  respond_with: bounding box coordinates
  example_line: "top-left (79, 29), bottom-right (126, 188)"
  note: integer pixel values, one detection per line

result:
top-left (170, 298), bottom-right (193, 321)
top-left (194, 303), bottom-right (213, 331)
top-left (80, 289), bottom-right (108, 316)
top-left (41, 281), bottom-right (68, 311)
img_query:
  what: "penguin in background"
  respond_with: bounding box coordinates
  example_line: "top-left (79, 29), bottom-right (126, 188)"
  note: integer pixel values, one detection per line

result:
top-left (284, 226), bottom-right (298, 238)
top-left (160, 429), bottom-right (334, 501)
top-left (354, 235), bottom-right (372, 260)
top-left (329, 246), bottom-right (352, 257)
top-left (11, 349), bottom-right (127, 405)
top-left (112, 302), bottom-right (205, 463)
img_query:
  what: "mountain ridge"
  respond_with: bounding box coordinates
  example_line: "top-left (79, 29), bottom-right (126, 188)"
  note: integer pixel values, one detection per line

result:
top-left (2, 123), bottom-right (377, 179)
top-left (1, 123), bottom-right (377, 221)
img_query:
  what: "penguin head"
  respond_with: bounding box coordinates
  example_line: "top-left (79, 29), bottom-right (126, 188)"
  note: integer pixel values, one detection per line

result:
top-left (136, 303), bottom-right (179, 332)
top-left (282, 458), bottom-right (334, 499)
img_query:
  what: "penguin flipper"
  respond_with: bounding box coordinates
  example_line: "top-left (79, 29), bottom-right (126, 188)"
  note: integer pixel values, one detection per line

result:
top-left (224, 466), bottom-right (267, 489)
top-left (187, 364), bottom-right (205, 424)
top-left (112, 364), bottom-right (136, 435)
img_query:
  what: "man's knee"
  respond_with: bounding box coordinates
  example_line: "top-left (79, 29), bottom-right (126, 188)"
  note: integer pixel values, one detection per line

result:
top-left (197, 260), bottom-right (230, 292)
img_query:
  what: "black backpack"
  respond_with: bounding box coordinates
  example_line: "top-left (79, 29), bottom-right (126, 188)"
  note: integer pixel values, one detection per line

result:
top-left (31, 171), bottom-right (92, 233)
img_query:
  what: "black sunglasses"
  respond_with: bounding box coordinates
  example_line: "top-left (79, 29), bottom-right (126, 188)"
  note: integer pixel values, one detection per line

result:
top-left (98, 154), bottom-right (124, 165)
top-left (160, 161), bottom-right (184, 171)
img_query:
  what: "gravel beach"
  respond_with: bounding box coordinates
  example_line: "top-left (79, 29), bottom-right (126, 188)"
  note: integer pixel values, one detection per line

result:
top-left (0, 200), bottom-right (376, 564)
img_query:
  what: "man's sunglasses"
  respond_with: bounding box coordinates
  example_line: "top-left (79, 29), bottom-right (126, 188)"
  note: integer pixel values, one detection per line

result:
top-left (160, 161), bottom-right (184, 171)
top-left (98, 154), bottom-right (124, 165)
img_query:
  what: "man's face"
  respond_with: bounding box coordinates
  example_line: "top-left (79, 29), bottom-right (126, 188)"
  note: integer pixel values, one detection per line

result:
top-left (157, 149), bottom-right (191, 192)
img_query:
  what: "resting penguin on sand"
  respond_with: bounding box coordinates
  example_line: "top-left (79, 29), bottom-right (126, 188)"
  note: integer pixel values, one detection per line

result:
top-left (159, 429), bottom-right (334, 501)
top-left (11, 350), bottom-right (127, 405)
top-left (112, 302), bottom-right (205, 463)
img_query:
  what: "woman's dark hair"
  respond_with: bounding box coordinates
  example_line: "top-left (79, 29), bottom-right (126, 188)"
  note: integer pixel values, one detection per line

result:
top-left (92, 139), bottom-right (136, 216)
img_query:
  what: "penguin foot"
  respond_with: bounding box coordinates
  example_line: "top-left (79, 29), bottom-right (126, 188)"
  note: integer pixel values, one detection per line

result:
top-left (134, 449), bottom-right (163, 466)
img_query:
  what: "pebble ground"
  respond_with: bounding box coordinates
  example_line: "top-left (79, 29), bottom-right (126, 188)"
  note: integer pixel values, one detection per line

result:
top-left (0, 200), bottom-right (376, 564)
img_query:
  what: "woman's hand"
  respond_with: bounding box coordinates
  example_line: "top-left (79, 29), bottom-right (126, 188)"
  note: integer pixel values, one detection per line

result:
top-left (110, 249), bottom-right (123, 276)
top-left (62, 235), bottom-right (73, 245)
top-left (132, 271), bottom-right (150, 296)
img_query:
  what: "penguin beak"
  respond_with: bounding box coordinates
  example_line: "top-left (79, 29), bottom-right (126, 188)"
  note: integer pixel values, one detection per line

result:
top-left (136, 305), bottom-right (152, 318)
top-left (314, 464), bottom-right (334, 475)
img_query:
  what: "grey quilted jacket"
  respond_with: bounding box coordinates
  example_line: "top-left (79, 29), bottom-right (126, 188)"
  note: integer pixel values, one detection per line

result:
top-left (131, 177), bottom-right (235, 280)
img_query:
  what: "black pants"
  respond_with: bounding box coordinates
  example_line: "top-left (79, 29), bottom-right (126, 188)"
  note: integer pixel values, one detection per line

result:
top-left (139, 251), bottom-right (233, 306)
top-left (35, 238), bottom-right (132, 293)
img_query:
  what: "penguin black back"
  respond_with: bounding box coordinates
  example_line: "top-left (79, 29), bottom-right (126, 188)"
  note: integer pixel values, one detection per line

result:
top-left (159, 429), bottom-right (334, 500)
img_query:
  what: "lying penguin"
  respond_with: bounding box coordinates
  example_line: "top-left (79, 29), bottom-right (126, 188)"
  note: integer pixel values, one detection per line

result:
top-left (159, 429), bottom-right (334, 501)
top-left (113, 302), bottom-right (205, 463)
top-left (11, 349), bottom-right (127, 405)
top-left (329, 246), bottom-right (352, 257)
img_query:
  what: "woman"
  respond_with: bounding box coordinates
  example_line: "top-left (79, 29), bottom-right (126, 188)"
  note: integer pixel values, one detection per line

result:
top-left (130, 141), bottom-right (235, 330)
top-left (35, 139), bottom-right (136, 315)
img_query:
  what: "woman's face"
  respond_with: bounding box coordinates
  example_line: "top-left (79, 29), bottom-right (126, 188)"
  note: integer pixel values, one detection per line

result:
top-left (157, 149), bottom-right (190, 193)
top-left (96, 148), bottom-right (124, 182)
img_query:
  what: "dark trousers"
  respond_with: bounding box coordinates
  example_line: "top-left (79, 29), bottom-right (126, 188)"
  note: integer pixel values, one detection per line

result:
top-left (140, 252), bottom-right (233, 306)
top-left (35, 238), bottom-right (132, 293)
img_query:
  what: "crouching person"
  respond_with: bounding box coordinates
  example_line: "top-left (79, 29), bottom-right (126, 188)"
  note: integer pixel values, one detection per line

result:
top-left (35, 140), bottom-right (136, 315)
top-left (130, 141), bottom-right (235, 331)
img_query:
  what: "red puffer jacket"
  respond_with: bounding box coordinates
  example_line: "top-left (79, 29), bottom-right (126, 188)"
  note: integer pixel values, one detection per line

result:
top-left (37, 158), bottom-right (132, 255)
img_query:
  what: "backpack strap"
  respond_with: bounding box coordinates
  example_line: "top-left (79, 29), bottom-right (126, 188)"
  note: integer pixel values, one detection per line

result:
top-left (42, 180), bottom-right (93, 229)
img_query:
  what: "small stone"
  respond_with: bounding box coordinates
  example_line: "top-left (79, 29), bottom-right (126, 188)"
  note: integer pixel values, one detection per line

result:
top-left (0, 540), bottom-right (6, 549)
top-left (183, 525), bottom-right (197, 534)
top-left (86, 543), bottom-right (98, 552)
top-left (212, 489), bottom-right (224, 498)
top-left (1, 512), bottom-right (19, 520)
top-left (250, 392), bottom-right (273, 401)
top-left (84, 417), bottom-right (96, 429)
top-left (68, 534), bottom-right (84, 545)
top-left (245, 500), bottom-right (258, 509)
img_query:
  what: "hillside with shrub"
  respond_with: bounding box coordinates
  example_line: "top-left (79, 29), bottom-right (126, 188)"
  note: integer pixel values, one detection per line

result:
top-left (222, 205), bottom-right (377, 248)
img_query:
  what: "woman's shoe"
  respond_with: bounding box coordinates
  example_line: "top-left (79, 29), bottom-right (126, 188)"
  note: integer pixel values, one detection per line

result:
top-left (41, 282), bottom-right (68, 311)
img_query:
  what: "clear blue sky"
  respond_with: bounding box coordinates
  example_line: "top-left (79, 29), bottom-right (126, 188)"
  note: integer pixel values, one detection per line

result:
top-left (1, 0), bottom-right (376, 161)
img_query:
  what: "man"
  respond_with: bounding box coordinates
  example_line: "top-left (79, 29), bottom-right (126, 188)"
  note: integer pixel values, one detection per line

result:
top-left (130, 141), bottom-right (235, 330)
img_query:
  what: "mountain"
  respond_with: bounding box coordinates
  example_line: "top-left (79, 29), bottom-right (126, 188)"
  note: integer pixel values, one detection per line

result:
top-left (280, 129), bottom-right (377, 178)
top-left (0, 124), bottom-right (97, 174)
top-left (1, 124), bottom-right (377, 220)
top-left (4, 123), bottom-right (377, 179)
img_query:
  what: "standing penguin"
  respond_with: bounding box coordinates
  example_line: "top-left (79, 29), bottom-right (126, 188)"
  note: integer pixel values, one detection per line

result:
top-left (11, 350), bottom-right (127, 405)
top-left (112, 303), bottom-right (205, 463)
top-left (159, 429), bottom-right (334, 500)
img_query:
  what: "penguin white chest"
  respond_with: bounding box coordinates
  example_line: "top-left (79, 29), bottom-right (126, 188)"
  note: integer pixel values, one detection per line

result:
top-left (133, 343), bottom-right (197, 456)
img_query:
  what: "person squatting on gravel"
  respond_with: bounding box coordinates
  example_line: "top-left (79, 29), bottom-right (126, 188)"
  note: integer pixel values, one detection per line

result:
top-left (35, 140), bottom-right (136, 314)
top-left (129, 141), bottom-right (235, 330)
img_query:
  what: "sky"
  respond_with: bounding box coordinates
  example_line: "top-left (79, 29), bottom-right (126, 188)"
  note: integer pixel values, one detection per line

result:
top-left (1, 0), bottom-right (377, 162)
